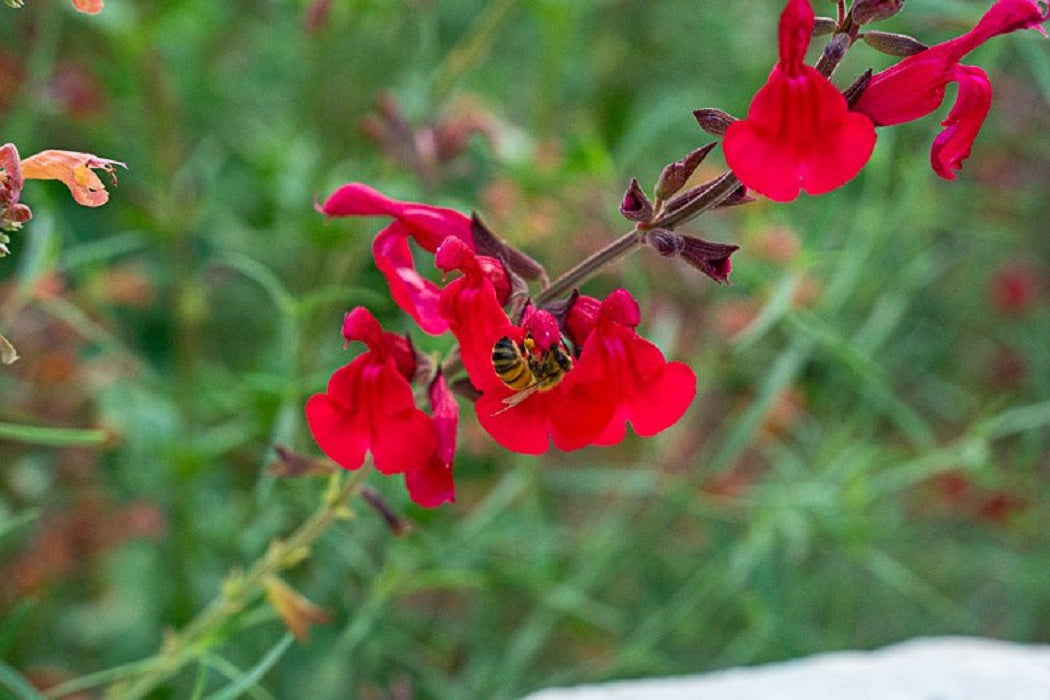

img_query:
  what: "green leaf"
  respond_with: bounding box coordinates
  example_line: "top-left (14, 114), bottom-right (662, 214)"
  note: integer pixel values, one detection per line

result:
top-left (203, 634), bottom-right (294, 700)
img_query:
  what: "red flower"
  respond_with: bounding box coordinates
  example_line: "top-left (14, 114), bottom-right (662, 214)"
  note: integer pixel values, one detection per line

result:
top-left (434, 236), bottom-right (512, 378)
top-left (437, 238), bottom-right (695, 454)
top-left (305, 307), bottom-right (456, 507)
top-left (404, 372), bottom-right (458, 507)
top-left (723, 0), bottom-right (876, 202)
top-left (564, 289), bottom-right (697, 446)
top-left (854, 0), bottom-right (1048, 179)
top-left (319, 183), bottom-right (474, 335)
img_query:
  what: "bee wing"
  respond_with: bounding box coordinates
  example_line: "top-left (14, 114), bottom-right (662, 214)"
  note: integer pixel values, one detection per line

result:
top-left (490, 385), bottom-right (540, 416)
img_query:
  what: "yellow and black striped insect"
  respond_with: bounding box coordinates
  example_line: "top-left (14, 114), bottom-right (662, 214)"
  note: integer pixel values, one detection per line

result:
top-left (490, 334), bottom-right (573, 412)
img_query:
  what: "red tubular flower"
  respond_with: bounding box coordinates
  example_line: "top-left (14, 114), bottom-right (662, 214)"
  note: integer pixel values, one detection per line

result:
top-left (854, 0), bottom-right (1049, 179)
top-left (306, 307), bottom-right (456, 507)
top-left (723, 0), bottom-right (877, 201)
top-left (435, 236), bottom-right (512, 382)
top-left (437, 239), bottom-right (695, 454)
top-left (319, 183), bottom-right (474, 335)
top-left (565, 290), bottom-right (697, 446)
top-left (404, 373), bottom-right (458, 507)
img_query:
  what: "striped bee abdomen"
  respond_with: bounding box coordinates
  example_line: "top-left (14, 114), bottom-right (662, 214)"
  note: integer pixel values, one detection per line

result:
top-left (491, 336), bottom-right (534, 390)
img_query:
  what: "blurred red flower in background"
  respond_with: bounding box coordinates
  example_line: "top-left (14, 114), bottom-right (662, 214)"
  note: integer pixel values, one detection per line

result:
top-left (854, 0), bottom-right (1049, 179)
top-left (723, 0), bottom-right (876, 201)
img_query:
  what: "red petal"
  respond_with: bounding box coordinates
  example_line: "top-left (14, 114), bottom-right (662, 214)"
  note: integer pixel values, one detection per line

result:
top-left (373, 223), bottom-right (448, 335)
top-left (565, 294), bottom-right (601, 348)
top-left (778, 0), bottom-right (814, 74)
top-left (320, 182), bottom-right (472, 250)
top-left (476, 391), bottom-right (557, 455)
top-left (365, 362), bottom-right (437, 475)
top-left (548, 378), bottom-right (618, 451)
top-left (931, 65), bottom-right (992, 180)
top-left (724, 66), bottom-right (875, 201)
top-left (571, 292), bottom-right (697, 446)
top-left (855, 0), bottom-right (1047, 127)
top-left (521, 307), bottom-right (561, 351)
top-left (616, 360), bottom-right (696, 438)
top-left (404, 453), bottom-right (456, 508)
top-left (341, 306), bottom-right (386, 352)
top-left (429, 373), bottom-right (459, 469)
top-left (305, 360), bottom-right (371, 470)
top-left (854, 49), bottom-right (955, 126)
top-left (437, 240), bottom-right (516, 385)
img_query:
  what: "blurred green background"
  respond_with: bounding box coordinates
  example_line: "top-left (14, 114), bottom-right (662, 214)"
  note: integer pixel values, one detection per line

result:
top-left (1, 0), bottom-right (1048, 697)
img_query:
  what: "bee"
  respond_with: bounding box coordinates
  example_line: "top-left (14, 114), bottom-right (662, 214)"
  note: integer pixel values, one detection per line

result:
top-left (490, 334), bottom-right (573, 412)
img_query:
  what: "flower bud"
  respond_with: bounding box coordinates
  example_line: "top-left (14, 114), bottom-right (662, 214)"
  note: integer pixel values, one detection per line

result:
top-left (646, 230), bottom-right (739, 284)
top-left (654, 142), bottom-right (717, 202)
top-left (692, 108), bottom-right (737, 137)
top-left (812, 16), bottom-right (837, 36)
top-left (470, 213), bottom-right (546, 283)
top-left (646, 229), bottom-right (684, 257)
top-left (677, 235), bottom-right (739, 284)
top-left (619, 177), bottom-right (654, 222)
top-left (860, 30), bottom-right (928, 57)
top-left (823, 32), bottom-right (852, 64)
top-left (851, 0), bottom-right (906, 25)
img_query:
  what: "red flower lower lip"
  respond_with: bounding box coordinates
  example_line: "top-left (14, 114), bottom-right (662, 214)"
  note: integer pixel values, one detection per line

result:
top-left (306, 307), bottom-right (456, 507)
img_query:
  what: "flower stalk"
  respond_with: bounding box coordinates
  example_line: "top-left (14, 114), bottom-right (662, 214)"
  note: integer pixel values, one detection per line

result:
top-left (534, 228), bottom-right (644, 305)
top-left (50, 470), bottom-right (369, 700)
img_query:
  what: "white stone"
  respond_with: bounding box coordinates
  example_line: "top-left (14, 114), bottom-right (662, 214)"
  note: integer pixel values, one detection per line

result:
top-left (523, 637), bottom-right (1050, 700)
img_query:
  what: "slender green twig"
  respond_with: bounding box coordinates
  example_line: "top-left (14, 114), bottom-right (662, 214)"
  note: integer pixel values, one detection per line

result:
top-left (41, 470), bottom-right (367, 700)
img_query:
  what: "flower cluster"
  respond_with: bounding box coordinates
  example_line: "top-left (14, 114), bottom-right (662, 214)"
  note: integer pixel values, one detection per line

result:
top-left (718, 0), bottom-right (1047, 201)
top-left (305, 0), bottom-right (1046, 508)
top-left (306, 185), bottom-right (697, 506)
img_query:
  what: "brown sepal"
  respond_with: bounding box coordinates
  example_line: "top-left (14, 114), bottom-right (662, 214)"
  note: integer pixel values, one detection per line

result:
top-left (646, 230), bottom-right (738, 284)
top-left (619, 177), bottom-right (654, 223)
top-left (450, 377), bottom-right (482, 402)
top-left (268, 445), bottom-right (339, 478)
top-left (655, 142), bottom-right (717, 202)
top-left (361, 487), bottom-right (413, 537)
top-left (692, 108), bottom-right (737, 138)
top-left (860, 30), bottom-right (928, 57)
top-left (470, 213), bottom-right (547, 283)
top-left (843, 69), bottom-right (874, 109)
top-left (812, 16), bottom-right (838, 36)
top-left (852, 0), bottom-right (906, 25)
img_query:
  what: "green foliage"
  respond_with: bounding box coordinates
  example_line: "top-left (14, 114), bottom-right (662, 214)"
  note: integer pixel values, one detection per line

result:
top-left (1, 1), bottom-right (1049, 698)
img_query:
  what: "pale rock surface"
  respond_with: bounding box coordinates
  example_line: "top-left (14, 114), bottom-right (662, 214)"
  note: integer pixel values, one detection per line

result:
top-left (524, 636), bottom-right (1050, 700)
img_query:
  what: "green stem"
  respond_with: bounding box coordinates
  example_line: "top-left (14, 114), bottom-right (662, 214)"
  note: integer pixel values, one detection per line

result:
top-left (650, 171), bottom-right (741, 231)
top-left (0, 421), bottom-right (110, 447)
top-left (42, 470), bottom-right (368, 700)
top-left (534, 228), bottom-right (643, 305)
